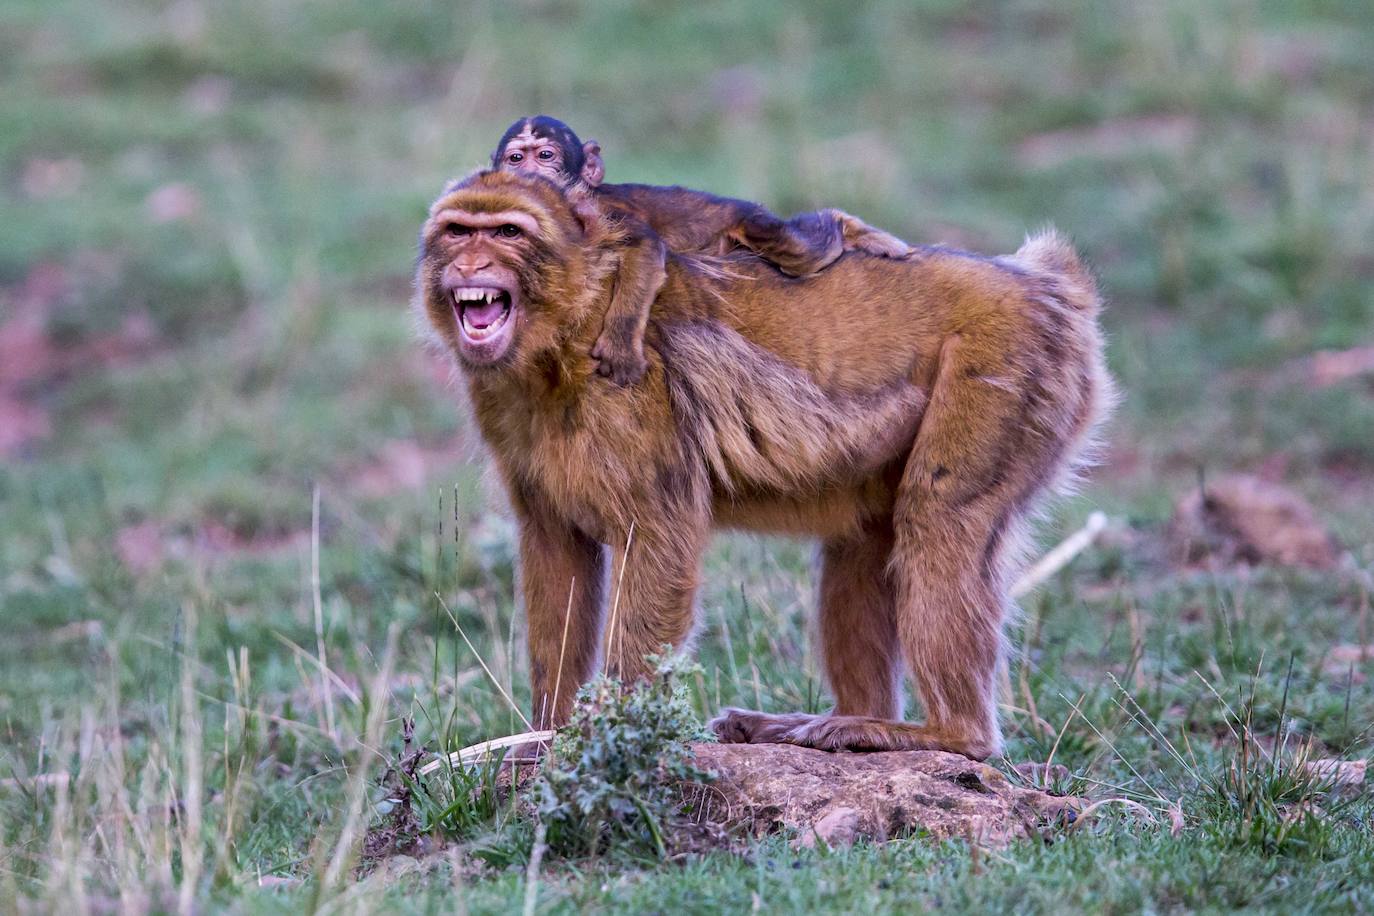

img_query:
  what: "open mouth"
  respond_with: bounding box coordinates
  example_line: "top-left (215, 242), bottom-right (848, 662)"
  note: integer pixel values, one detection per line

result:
top-left (453, 286), bottom-right (513, 342)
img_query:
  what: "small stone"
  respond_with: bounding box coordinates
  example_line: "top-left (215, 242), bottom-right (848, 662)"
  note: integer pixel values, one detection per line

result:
top-left (805, 806), bottom-right (861, 848)
top-left (1304, 758), bottom-right (1366, 787)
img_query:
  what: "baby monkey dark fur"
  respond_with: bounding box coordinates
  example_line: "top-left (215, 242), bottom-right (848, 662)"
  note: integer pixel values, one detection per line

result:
top-left (492, 115), bottom-right (913, 385)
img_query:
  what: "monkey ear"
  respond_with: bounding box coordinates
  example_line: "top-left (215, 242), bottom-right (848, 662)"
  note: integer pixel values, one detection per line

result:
top-left (580, 140), bottom-right (605, 187)
top-left (570, 194), bottom-right (601, 236)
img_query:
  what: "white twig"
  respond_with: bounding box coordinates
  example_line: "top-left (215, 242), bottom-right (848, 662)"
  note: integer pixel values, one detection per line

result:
top-left (1070, 797), bottom-right (1160, 831)
top-left (416, 730), bottom-right (556, 777)
top-left (1012, 511), bottom-right (1108, 598)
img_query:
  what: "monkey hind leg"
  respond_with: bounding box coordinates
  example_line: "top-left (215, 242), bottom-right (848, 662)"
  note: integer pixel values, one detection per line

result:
top-left (887, 334), bottom-right (1058, 761)
top-left (818, 523), bottom-right (904, 720)
top-left (736, 210), bottom-right (844, 277)
top-left (738, 208), bottom-right (914, 277)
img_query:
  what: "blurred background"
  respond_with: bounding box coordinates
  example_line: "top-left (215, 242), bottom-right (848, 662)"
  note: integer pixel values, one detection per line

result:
top-left (2, 0), bottom-right (1373, 907)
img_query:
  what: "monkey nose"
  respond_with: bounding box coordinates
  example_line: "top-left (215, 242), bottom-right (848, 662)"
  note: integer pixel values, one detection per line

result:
top-left (447, 259), bottom-right (491, 281)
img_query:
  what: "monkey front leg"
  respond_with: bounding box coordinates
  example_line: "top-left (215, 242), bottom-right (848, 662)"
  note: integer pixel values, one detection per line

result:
top-left (513, 487), bottom-right (609, 733)
top-left (591, 234), bottom-right (667, 386)
top-left (599, 520), bottom-right (706, 683)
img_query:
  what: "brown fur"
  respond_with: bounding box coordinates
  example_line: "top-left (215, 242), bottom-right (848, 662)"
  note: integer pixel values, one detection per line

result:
top-left (492, 116), bottom-right (914, 385)
top-left (416, 170), bottom-right (1114, 759)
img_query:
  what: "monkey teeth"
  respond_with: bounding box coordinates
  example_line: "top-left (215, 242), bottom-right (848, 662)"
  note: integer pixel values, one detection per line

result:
top-left (454, 287), bottom-right (513, 342)
top-left (454, 287), bottom-right (503, 303)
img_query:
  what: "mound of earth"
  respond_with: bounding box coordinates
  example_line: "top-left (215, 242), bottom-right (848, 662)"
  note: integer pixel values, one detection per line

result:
top-left (1167, 474), bottom-right (1338, 570)
top-left (693, 743), bottom-right (1078, 847)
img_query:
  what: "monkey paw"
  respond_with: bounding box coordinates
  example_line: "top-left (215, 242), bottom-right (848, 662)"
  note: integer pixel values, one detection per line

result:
top-left (851, 231), bottom-right (916, 261)
top-left (710, 707), bottom-right (819, 744)
top-left (591, 335), bottom-right (648, 386)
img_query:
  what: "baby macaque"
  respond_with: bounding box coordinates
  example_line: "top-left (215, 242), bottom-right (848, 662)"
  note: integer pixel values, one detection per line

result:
top-left (492, 115), bottom-right (913, 384)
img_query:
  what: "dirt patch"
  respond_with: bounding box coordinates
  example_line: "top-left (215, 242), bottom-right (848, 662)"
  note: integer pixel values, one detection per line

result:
top-left (365, 743), bottom-right (1080, 865)
top-left (1305, 345), bottom-right (1374, 388)
top-left (114, 518), bottom-right (311, 575)
top-left (1167, 473), bottom-right (1339, 570)
top-left (0, 261), bottom-right (161, 457)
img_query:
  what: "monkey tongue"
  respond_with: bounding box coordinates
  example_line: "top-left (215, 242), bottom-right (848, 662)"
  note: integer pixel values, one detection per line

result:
top-left (460, 297), bottom-right (510, 337)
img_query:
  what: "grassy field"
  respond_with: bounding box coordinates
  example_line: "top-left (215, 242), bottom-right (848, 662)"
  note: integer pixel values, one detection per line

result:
top-left (3, 0), bottom-right (1374, 911)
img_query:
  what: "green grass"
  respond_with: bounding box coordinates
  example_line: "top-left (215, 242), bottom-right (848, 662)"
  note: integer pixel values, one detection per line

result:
top-left (3, 0), bottom-right (1374, 911)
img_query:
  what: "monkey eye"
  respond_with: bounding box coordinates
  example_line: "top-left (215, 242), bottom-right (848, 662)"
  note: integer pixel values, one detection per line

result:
top-left (507, 152), bottom-right (524, 163)
top-left (445, 223), bottom-right (471, 237)
top-left (537, 149), bottom-right (554, 160)
top-left (496, 224), bottom-right (523, 239)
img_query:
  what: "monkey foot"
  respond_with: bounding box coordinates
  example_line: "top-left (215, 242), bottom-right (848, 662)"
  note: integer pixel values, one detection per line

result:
top-left (711, 708), bottom-right (996, 760)
top-left (710, 707), bottom-right (820, 744)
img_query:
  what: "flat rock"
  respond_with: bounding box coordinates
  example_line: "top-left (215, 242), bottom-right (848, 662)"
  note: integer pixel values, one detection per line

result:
top-left (691, 744), bottom-right (1078, 847)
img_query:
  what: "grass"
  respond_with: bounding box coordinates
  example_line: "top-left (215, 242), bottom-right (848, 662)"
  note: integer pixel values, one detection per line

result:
top-left (3, 0), bottom-right (1374, 911)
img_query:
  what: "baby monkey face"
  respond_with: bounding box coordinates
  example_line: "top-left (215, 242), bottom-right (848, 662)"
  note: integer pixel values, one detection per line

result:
top-left (498, 127), bottom-right (569, 182)
top-left (491, 116), bottom-right (605, 189)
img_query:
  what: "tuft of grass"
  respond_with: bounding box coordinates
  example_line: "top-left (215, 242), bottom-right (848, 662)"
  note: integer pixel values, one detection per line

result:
top-left (1193, 664), bottom-right (1366, 858)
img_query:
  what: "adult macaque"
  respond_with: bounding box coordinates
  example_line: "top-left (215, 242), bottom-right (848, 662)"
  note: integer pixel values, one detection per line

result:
top-left (492, 115), bottom-right (912, 385)
top-left (415, 170), bottom-right (1112, 761)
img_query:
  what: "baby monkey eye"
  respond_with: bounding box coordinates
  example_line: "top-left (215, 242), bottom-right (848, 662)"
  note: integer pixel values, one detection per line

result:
top-left (507, 152), bottom-right (524, 163)
top-left (496, 224), bottom-right (523, 239)
top-left (537, 149), bottom-right (554, 160)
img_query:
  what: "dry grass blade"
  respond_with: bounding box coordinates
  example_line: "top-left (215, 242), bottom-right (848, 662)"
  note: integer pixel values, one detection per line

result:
top-left (316, 623), bottom-right (399, 898)
top-left (1070, 797), bottom-right (1161, 832)
top-left (311, 485), bottom-right (338, 742)
top-left (436, 592), bottom-right (533, 732)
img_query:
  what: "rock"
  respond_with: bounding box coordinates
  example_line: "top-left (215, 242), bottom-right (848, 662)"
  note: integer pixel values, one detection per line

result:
top-left (692, 744), bottom-right (1078, 847)
top-left (1167, 474), bottom-right (1338, 570)
top-left (1303, 758), bottom-right (1367, 788)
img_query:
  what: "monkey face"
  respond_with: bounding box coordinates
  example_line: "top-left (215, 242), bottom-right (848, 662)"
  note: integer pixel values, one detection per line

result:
top-left (491, 116), bottom-right (606, 189)
top-left (496, 127), bottom-right (570, 184)
top-left (438, 232), bottom-right (524, 367)
top-left (418, 171), bottom-right (601, 372)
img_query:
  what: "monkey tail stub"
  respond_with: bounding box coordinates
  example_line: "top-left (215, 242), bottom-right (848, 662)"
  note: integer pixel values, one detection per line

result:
top-left (1009, 228), bottom-right (1099, 312)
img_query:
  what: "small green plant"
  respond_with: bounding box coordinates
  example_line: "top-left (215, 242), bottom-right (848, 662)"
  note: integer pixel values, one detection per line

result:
top-left (366, 718), bottom-right (512, 860)
top-left (533, 654), bottom-right (711, 860)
